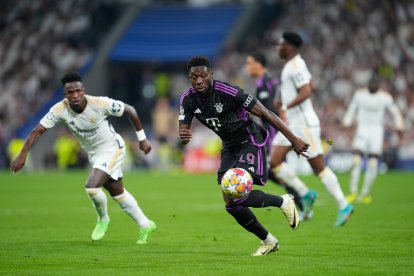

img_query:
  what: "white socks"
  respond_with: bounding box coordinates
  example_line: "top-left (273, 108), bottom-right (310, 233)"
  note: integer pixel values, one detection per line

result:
top-left (350, 155), bottom-right (362, 194)
top-left (361, 158), bottom-right (378, 196)
top-left (86, 188), bottom-right (109, 222)
top-left (263, 233), bottom-right (278, 245)
top-left (112, 189), bottom-right (150, 228)
top-left (318, 167), bottom-right (348, 210)
top-left (273, 162), bottom-right (309, 197)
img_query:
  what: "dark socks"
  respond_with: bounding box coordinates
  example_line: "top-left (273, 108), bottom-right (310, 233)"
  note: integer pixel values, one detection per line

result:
top-left (241, 190), bottom-right (283, 208)
top-left (226, 206), bottom-right (268, 240)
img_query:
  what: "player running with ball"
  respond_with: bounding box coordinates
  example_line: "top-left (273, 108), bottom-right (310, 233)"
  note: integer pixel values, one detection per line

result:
top-left (179, 56), bottom-right (309, 256)
top-left (10, 72), bottom-right (156, 244)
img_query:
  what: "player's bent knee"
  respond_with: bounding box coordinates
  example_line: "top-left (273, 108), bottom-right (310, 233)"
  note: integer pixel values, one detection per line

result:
top-left (85, 187), bottom-right (102, 198)
top-left (273, 162), bottom-right (294, 179)
top-left (317, 167), bottom-right (337, 182)
top-left (225, 204), bottom-right (243, 214)
top-left (353, 154), bottom-right (362, 166)
top-left (367, 157), bottom-right (378, 168)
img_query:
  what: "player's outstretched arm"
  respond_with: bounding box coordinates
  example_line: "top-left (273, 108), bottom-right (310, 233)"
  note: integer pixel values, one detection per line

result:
top-left (250, 101), bottom-right (309, 157)
top-left (10, 124), bottom-right (47, 172)
top-left (179, 124), bottom-right (192, 145)
top-left (123, 104), bottom-right (151, 155)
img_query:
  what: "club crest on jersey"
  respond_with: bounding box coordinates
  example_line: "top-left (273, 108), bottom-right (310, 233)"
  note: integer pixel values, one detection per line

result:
top-left (215, 103), bottom-right (223, 113)
top-left (89, 116), bottom-right (97, 124)
top-left (180, 105), bottom-right (184, 115)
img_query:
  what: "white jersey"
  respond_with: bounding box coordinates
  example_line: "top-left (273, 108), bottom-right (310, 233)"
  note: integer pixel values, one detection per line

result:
top-left (280, 54), bottom-right (320, 127)
top-left (342, 88), bottom-right (404, 132)
top-left (40, 95), bottom-right (126, 156)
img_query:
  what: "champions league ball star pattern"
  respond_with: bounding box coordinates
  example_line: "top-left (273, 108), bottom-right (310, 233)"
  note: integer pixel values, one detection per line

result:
top-left (221, 168), bottom-right (253, 199)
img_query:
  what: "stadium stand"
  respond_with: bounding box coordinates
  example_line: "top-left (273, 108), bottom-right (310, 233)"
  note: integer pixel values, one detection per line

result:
top-left (0, 0), bottom-right (124, 168)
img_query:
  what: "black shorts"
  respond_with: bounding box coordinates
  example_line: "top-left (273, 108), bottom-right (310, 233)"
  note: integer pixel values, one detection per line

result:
top-left (217, 142), bottom-right (268, 186)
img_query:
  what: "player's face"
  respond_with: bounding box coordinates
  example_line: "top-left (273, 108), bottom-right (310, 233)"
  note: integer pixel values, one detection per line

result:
top-left (189, 66), bottom-right (213, 94)
top-left (245, 56), bottom-right (261, 77)
top-left (368, 79), bottom-right (379, 93)
top-left (277, 40), bottom-right (291, 59)
top-left (64, 82), bottom-right (86, 109)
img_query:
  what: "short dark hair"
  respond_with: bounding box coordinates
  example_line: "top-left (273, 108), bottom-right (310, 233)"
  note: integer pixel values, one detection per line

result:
top-left (283, 32), bottom-right (303, 48)
top-left (187, 56), bottom-right (211, 72)
top-left (249, 51), bottom-right (267, 67)
top-left (61, 72), bottom-right (82, 86)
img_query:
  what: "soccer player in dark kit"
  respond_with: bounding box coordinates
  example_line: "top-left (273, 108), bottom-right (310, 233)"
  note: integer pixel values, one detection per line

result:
top-left (178, 56), bottom-right (310, 256)
top-left (245, 52), bottom-right (318, 214)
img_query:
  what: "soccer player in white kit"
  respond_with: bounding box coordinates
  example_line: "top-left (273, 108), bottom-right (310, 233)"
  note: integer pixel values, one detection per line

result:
top-left (270, 32), bottom-right (353, 226)
top-left (10, 72), bottom-right (156, 243)
top-left (342, 74), bottom-right (404, 204)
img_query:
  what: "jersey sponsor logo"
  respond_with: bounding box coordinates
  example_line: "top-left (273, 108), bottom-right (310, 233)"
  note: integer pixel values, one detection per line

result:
top-left (214, 103), bottom-right (223, 113)
top-left (194, 108), bottom-right (202, 114)
top-left (205, 118), bottom-right (222, 131)
top-left (112, 102), bottom-right (122, 113)
top-left (243, 95), bottom-right (254, 107)
top-left (68, 121), bottom-right (99, 138)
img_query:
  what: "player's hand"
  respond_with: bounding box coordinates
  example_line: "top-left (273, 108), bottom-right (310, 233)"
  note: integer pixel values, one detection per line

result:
top-left (10, 154), bottom-right (26, 173)
top-left (179, 129), bottom-right (192, 145)
top-left (291, 137), bottom-right (310, 158)
top-left (139, 140), bottom-right (152, 155)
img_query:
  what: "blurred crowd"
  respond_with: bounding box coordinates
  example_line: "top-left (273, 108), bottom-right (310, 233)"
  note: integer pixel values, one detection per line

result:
top-left (213, 0), bottom-right (414, 158)
top-left (0, 0), bottom-right (122, 168)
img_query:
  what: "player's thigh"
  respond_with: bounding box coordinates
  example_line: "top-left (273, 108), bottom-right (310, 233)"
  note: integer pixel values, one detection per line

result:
top-left (86, 168), bottom-right (110, 188)
top-left (217, 148), bottom-right (237, 184)
top-left (103, 178), bottom-right (125, 197)
top-left (236, 144), bottom-right (267, 185)
top-left (90, 146), bottom-right (126, 183)
top-left (352, 128), bottom-right (369, 154)
top-left (270, 129), bottom-right (293, 167)
top-left (269, 145), bottom-right (291, 168)
top-left (300, 126), bottom-right (324, 159)
top-left (368, 129), bottom-right (384, 155)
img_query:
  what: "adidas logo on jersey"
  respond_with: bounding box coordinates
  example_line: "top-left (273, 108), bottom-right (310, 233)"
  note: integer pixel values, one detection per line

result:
top-left (194, 108), bottom-right (202, 113)
top-left (248, 167), bottom-right (255, 173)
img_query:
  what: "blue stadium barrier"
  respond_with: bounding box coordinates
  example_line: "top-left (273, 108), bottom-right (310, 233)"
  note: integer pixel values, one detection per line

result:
top-left (110, 5), bottom-right (244, 62)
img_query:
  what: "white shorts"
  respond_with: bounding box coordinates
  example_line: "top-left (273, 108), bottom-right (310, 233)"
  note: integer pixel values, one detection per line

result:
top-left (272, 126), bottom-right (323, 159)
top-left (90, 145), bottom-right (126, 180)
top-left (352, 127), bottom-right (384, 155)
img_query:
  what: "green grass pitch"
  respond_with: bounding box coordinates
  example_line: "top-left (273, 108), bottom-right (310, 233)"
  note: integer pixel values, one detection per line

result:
top-left (0, 170), bottom-right (413, 275)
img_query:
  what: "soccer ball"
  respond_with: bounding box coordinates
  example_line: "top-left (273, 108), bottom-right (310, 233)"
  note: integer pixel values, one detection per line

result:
top-left (221, 168), bottom-right (253, 199)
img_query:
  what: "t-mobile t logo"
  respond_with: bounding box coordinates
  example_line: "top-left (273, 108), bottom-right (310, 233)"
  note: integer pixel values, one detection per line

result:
top-left (206, 118), bottom-right (222, 131)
